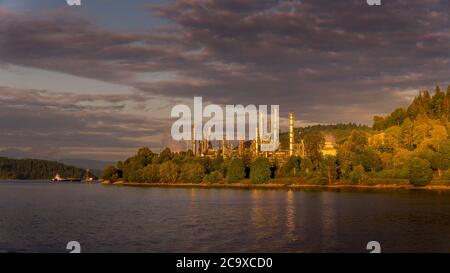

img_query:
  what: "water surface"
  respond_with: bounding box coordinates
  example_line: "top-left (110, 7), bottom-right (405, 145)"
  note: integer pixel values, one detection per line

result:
top-left (1, 180), bottom-right (450, 253)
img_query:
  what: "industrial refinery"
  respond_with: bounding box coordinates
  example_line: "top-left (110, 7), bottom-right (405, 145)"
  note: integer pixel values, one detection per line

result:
top-left (188, 113), bottom-right (336, 162)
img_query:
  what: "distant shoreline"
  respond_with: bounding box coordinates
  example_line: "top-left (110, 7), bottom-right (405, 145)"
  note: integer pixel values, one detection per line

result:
top-left (102, 181), bottom-right (450, 191)
top-left (3, 179), bottom-right (449, 191)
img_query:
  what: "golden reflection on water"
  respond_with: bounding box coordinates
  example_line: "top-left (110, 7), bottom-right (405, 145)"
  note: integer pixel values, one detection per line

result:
top-left (250, 190), bottom-right (268, 242)
top-left (286, 190), bottom-right (297, 242)
top-left (250, 190), bottom-right (264, 225)
top-left (187, 188), bottom-right (200, 229)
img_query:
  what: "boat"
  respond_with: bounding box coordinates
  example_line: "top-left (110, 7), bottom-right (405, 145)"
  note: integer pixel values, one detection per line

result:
top-left (51, 174), bottom-right (81, 182)
top-left (83, 169), bottom-right (96, 182)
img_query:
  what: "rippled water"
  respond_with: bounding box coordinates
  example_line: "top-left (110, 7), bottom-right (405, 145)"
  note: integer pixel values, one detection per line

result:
top-left (1, 180), bottom-right (450, 253)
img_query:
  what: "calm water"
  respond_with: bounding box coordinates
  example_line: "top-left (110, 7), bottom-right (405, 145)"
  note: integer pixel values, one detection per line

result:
top-left (1, 180), bottom-right (450, 253)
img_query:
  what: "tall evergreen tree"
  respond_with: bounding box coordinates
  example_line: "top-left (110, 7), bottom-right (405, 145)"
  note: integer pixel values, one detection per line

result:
top-left (431, 86), bottom-right (444, 119)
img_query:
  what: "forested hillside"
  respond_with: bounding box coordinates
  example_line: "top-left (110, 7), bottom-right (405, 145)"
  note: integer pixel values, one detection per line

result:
top-left (0, 157), bottom-right (85, 180)
top-left (373, 85), bottom-right (450, 130)
top-left (357, 85), bottom-right (450, 184)
top-left (104, 84), bottom-right (450, 187)
top-left (279, 123), bottom-right (371, 149)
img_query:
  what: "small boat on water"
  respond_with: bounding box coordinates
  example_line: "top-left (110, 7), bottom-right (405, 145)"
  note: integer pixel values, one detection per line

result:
top-left (51, 174), bottom-right (81, 182)
top-left (51, 169), bottom-right (97, 183)
top-left (85, 177), bottom-right (94, 182)
top-left (83, 169), bottom-right (96, 182)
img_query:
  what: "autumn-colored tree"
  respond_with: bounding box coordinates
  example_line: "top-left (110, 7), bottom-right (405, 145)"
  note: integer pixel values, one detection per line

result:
top-left (303, 133), bottom-right (325, 170)
top-left (346, 130), bottom-right (368, 152)
top-left (400, 118), bottom-right (414, 149)
top-left (392, 148), bottom-right (414, 170)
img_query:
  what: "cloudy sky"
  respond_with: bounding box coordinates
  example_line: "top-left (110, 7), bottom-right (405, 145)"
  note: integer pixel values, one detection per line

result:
top-left (0, 0), bottom-right (449, 161)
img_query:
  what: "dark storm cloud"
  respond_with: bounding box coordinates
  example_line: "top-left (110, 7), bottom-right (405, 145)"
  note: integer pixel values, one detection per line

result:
top-left (0, 0), bottom-right (450, 160)
top-left (0, 87), bottom-right (166, 160)
top-left (147, 0), bottom-right (450, 110)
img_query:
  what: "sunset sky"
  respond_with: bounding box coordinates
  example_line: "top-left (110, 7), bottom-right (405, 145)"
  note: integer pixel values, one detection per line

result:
top-left (0, 0), bottom-right (449, 161)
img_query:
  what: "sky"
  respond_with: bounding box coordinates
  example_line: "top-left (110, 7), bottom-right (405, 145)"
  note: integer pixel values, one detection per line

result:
top-left (0, 0), bottom-right (449, 161)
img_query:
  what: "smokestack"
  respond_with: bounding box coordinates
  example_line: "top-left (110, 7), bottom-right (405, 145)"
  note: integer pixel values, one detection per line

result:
top-left (274, 107), bottom-right (278, 150)
top-left (255, 114), bottom-right (260, 155)
top-left (192, 125), bottom-right (196, 156)
top-left (289, 112), bottom-right (294, 156)
top-left (222, 139), bottom-right (225, 158)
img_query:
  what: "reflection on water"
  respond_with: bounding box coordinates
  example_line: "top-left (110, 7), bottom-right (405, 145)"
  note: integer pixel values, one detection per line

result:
top-left (286, 190), bottom-right (296, 243)
top-left (318, 192), bottom-right (337, 251)
top-left (2, 180), bottom-right (450, 253)
top-left (250, 190), bottom-right (265, 244)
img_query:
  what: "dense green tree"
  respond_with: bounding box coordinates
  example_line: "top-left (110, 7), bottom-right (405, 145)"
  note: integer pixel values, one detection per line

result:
top-left (159, 161), bottom-right (179, 183)
top-left (135, 147), bottom-right (156, 166)
top-left (321, 156), bottom-right (337, 184)
top-left (122, 159), bottom-right (144, 182)
top-left (210, 156), bottom-right (225, 176)
top-left (400, 118), bottom-right (414, 149)
top-left (101, 165), bottom-right (121, 182)
top-left (373, 116), bottom-right (386, 131)
top-left (422, 91), bottom-right (432, 116)
top-left (0, 157), bottom-right (86, 180)
top-left (437, 140), bottom-right (450, 172)
top-left (226, 158), bottom-right (246, 182)
top-left (204, 171), bottom-right (223, 183)
top-left (277, 156), bottom-right (301, 177)
top-left (158, 148), bottom-right (174, 163)
top-left (250, 157), bottom-right (271, 183)
top-left (300, 159), bottom-right (315, 177)
top-left (142, 164), bottom-right (160, 182)
top-left (346, 130), bottom-right (368, 152)
top-left (121, 148), bottom-right (157, 182)
top-left (349, 165), bottom-right (365, 184)
top-left (303, 133), bottom-right (324, 170)
top-left (443, 94), bottom-right (450, 120)
top-left (432, 86), bottom-right (445, 119)
top-left (179, 162), bottom-right (205, 183)
top-left (352, 147), bottom-right (382, 172)
top-left (388, 108), bottom-right (407, 127)
top-left (408, 157), bottom-right (433, 186)
top-left (419, 140), bottom-right (450, 177)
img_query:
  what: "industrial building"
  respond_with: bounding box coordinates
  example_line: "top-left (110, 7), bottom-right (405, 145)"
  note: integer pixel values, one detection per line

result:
top-left (187, 113), bottom-right (336, 162)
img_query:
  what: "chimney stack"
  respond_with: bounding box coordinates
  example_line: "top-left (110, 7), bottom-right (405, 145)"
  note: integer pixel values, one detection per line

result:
top-left (289, 112), bottom-right (294, 156)
top-left (192, 125), bottom-right (196, 156)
